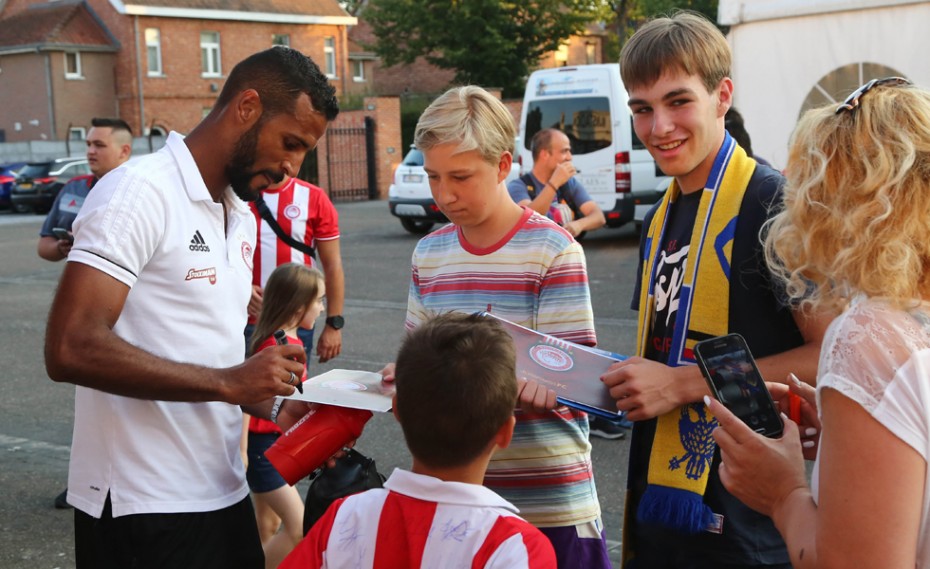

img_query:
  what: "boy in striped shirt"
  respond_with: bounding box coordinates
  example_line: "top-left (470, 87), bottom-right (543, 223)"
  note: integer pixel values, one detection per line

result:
top-left (401, 86), bottom-right (611, 568)
top-left (281, 312), bottom-right (556, 568)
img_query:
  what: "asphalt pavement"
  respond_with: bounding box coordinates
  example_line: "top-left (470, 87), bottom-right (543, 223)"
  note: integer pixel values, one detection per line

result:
top-left (0, 200), bottom-right (644, 568)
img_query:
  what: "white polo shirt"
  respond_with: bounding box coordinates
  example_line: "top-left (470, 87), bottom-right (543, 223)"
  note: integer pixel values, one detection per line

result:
top-left (67, 131), bottom-right (257, 518)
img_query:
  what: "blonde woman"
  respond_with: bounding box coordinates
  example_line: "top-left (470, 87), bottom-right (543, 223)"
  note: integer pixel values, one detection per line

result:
top-left (709, 77), bottom-right (930, 568)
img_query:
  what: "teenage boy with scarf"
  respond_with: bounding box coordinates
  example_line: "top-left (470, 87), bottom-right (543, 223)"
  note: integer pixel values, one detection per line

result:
top-left (600, 11), bottom-right (832, 569)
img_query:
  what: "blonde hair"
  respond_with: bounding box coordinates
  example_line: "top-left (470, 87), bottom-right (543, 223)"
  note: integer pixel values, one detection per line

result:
top-left (764, 82), bottom-right (930, 312)
top-left (620, 10), bottom-right (730, 93)
top-left (249, 263), bottom-right (324, 355)
top-left (414, 85), bottom-right (516, 166)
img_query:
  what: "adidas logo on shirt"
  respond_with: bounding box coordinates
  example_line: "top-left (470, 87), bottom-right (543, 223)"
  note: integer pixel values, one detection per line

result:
top-left (189, 230), bottom-right (210, 252)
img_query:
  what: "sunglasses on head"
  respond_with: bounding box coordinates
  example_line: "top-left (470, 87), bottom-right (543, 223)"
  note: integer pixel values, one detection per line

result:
top-left (835, 76), bottom-right (912, 115)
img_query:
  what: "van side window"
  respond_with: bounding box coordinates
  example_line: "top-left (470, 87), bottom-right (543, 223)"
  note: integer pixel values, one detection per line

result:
top-left (523, 97), bottom-right (612, 155)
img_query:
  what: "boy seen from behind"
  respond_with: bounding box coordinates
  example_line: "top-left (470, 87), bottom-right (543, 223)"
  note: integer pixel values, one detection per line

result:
top-left (280, 313), bottom-right (556, 568)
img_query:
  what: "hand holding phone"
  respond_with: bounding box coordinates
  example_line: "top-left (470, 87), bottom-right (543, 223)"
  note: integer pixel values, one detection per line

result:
top-left (694, 333), bottom-right (783, 438)
top-left (52, 227), bottom-right (73, 243)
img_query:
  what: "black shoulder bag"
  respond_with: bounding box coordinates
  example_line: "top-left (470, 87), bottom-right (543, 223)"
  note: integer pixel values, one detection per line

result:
top-left (302, 448), bottom-right (386, 535)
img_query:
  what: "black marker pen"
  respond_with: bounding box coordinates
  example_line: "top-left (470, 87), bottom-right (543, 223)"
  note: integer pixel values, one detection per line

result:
top-left (274, 329), bottom-right (303, 394)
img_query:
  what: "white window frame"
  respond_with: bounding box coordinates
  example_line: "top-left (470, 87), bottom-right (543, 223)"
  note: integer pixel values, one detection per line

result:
top-left (69, 127), bottom-right (86, 141)
top-left (200, 31), bottom-right (222, 77)
top-left (146, 28), bottom-right (163, 76)
top-left (323, 36), bottom-right (336, 78)
top-left (352, 59), bottom-right (365, 82)
top-left (272, 33), bottom-right (290, 47)
top-left (64, 51), bottom-right (82, 79)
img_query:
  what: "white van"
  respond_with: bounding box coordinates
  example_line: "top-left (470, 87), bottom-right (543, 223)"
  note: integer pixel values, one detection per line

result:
top-left (518, 64), bottom-right (669, 229)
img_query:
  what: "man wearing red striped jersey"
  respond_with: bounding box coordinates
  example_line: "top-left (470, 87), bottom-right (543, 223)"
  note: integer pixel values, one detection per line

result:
top-left (247, 175), bottom-right (345, 363)
top-left (281, 313), bottom-right (556, 569)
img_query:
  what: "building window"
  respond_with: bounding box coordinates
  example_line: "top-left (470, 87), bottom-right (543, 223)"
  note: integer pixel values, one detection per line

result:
top-left (64, 52), bottom-right (82, 79)
top-left (555, 43), bottom-right (569, 67)
top-left (146, 28), bottom-right (163, 76)
top-left (585, 42), bottom-right (597, 65)
top-left (69, 127), bottom-right (86, 141)
top-left (200, 31), bottom-right (221, 77)
top-left (324, 37), bottom-right (336, 78)
top-left (272, 34), bottom-right (290, 47)
top-left (352, 60), bottom-right (365, 82)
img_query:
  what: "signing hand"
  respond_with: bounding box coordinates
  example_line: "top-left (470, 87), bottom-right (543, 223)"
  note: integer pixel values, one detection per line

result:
top-left (227, 343), bottom-right (306, 404)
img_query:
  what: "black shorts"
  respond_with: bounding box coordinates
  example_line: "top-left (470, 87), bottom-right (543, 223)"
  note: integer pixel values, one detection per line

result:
top-left (246, 431), bottom-right (288, 493)
top-left (74, 494), bottom-right (263, 569)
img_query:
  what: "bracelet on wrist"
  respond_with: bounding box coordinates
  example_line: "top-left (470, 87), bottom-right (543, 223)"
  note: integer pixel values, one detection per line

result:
top-left (269, 396), bottom-right (284, 425)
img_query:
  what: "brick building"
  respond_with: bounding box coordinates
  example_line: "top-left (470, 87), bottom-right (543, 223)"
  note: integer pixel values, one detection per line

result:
top-left (0, 0), bottom-right (356, 139)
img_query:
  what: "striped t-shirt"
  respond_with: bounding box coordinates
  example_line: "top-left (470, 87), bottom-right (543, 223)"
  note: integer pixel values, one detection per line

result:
top-left (405, 207), bottom-right (601, 528)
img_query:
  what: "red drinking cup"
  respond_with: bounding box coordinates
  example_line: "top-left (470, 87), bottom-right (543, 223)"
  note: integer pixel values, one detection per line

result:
top-left (265, 405), bottom-right (372, 485)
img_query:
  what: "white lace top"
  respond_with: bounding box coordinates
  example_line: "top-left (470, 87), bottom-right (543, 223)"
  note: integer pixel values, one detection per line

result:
top-left (811, 296), bottom-right (930, 566)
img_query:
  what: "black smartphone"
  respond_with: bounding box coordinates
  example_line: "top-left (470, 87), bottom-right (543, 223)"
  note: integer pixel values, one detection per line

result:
top-left (694, 333), bottom-right (783, 438)
top-left (52, 227), bottom-right (73, 243)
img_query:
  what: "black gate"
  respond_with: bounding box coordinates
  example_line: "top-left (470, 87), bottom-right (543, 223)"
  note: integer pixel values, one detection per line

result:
top-left (325, 116), bottom-right (377, 202)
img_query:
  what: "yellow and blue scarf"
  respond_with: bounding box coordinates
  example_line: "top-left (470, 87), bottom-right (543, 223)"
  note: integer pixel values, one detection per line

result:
top-left (633, 134), bottom-right (756, 535)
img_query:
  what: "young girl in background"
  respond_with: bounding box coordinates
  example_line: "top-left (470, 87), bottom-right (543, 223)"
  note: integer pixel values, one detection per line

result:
top-left (245, 262), bottom-right (326, 569)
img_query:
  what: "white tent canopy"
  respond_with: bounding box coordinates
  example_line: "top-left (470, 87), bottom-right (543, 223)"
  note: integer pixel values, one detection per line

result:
top-left (718, 0), bottom-right (929, 168)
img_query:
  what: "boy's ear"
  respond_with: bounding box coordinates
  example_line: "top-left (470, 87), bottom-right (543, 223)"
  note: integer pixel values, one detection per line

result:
top-left (391, 393), bottom-right (399, 422)
top-left (497, 151), bottom-right (513, 184)
top-left (716, 77), bottom-right (734, 118)
top-left (492, 414), bottom-right (516, 451)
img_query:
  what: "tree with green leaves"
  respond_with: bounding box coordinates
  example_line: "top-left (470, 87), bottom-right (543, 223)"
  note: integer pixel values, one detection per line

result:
top-left (602, 0), bottom-right (721, 60)
top-left (363, 0), bottom-right (605, 97)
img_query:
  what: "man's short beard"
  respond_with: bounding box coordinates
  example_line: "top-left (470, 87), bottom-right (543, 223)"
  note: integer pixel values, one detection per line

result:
top-left (225, 120), bottom-right (285, 202)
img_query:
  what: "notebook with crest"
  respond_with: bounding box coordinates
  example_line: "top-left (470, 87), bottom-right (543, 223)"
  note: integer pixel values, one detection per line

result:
top-left (480, 312), bottom-right (628, 420)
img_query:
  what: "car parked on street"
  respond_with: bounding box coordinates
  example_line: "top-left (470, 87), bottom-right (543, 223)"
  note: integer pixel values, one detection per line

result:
top-left (388, 146), bottom-right (447, 234)
top-left (0, 161), bottom-right (26, 210)
top-left (11, 157), bottom-right (90, 213)
top-left (388, 143), bottom-right (521, 235)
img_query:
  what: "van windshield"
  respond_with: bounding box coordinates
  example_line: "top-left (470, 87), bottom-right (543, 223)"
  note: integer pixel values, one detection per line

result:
top-left (523, 97), bottom-right (611, 155)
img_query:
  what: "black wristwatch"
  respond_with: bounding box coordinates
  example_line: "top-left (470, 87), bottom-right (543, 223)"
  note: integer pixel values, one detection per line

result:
top-left (325, 315), bottom-right (345, 330)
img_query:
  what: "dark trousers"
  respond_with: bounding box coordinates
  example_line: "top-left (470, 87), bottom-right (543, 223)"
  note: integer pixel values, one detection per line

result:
top-left (74, 495), bottom-right (263, 569)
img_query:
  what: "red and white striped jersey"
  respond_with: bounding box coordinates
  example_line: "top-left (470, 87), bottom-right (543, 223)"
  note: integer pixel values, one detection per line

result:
top-left (249, 177), bottom-right (339, 287)
top-left (280, 469), bottom-right (556, 569)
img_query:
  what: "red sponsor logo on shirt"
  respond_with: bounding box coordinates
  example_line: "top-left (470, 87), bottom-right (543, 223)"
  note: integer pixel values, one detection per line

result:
top-left (242, 242), bottom-right (253, 271)
top-left (185, 267), bottom-right (217, 285)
